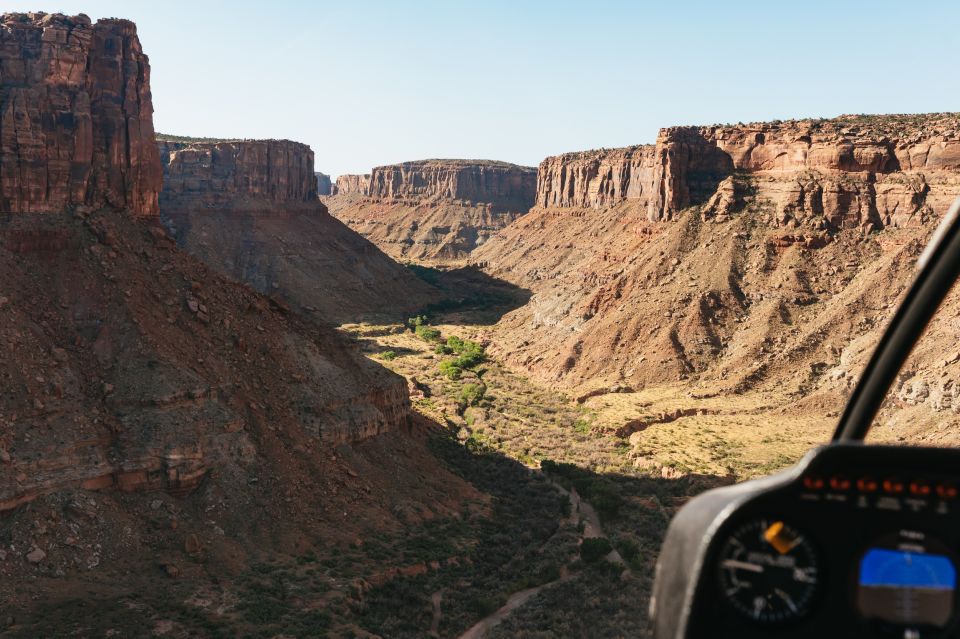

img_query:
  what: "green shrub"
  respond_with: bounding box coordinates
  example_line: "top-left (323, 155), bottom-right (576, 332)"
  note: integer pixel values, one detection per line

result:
top-left (414, 324), bottom-right (441, 342)
top-left (459, 383), bottom-right (486, 407)
top-left (580, 537), bottom-right (613, 563)
top-left (380, 350), bottom-right (398, 361)
top-left (406, 315), bottom-right (427, 329)
top-left (439, 360), bottom-right (463, 380)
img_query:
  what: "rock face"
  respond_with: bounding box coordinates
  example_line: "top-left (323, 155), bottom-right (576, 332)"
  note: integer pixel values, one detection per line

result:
top-left (158, 138), bottom-right (316, 210)
top-left (315, 172), bottom-right (332, 195)
top-left (158, 139), bottom-right (436, 322)
top-left (536, 114), bottom-right (960, 229)
top-left (0, 12), bottom-right (161, 215)
top-left (368, 159), bottom-right (536, 209)
top-left (0, 14), bottom-right (426, 517)
top-left (327, 160), bottom-right (537, 263)
top-left (476, 113), bottom-right (960, 397)
top-left (333, 173), bottom-right (370, 196)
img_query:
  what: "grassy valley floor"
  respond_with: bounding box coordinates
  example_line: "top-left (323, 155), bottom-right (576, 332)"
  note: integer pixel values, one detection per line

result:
top-left (335, 316), bottom-right (838, 637)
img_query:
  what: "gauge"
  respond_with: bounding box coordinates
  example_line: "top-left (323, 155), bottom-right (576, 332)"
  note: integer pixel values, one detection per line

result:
top-left (716, 519), bottom-right (820, 623)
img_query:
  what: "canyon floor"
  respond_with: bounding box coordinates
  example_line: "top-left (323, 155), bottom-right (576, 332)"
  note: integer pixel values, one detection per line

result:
top-left (2, 240), bottom-right (950, 639)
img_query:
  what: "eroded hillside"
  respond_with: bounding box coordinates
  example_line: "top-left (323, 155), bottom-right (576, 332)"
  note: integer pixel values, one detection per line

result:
top-left (326, 160), bottom-right (536, 263)
top-left (158, 137), bottom-right (436, 323)
top-left (475, 115), bottom-right (960, 418)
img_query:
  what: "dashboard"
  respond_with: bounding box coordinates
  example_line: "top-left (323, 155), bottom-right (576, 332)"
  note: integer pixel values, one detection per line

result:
top-left (651, 444), bottom-right (960, 639)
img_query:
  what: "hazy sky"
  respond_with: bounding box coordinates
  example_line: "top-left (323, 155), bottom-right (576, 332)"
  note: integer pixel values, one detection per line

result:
top-left (6, 1), bottom-right (959, 176)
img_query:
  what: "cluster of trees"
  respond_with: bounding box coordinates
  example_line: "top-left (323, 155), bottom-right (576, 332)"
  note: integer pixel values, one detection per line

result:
top-left (408, 316), bottom-right (488, 410)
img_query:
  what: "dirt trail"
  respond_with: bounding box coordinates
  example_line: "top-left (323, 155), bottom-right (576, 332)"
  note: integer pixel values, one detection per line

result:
top-left (456, 477), bottom-right (626, 638)
top-left (430, 591), bottom-right (443, 637)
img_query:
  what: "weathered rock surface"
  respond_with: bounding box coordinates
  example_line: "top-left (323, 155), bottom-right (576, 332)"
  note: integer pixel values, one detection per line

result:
top-left (536, 114), bottom-right (960, 229)
top-left (0, 14), bottom-right (427, 514)
top-left (315, 171), bottom-right (332, 195)
top-left (158, 139), bottom-right (436, 322)
top-left (477, 114), bottom-right (960, 400)
top-left (0, 12), bottom-right (161, 215)
top-left (158, 138), bottom-right (316, 210)
top-left (327, 160), bottom-right (536, 263)
top-left (367, 159), bottom-right (536, 208)
top-left (333, 173), bottom-right (370, 196)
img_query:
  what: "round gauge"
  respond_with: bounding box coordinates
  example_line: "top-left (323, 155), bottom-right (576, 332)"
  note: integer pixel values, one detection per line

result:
top-left (717, 519), bottom-right (820, 623)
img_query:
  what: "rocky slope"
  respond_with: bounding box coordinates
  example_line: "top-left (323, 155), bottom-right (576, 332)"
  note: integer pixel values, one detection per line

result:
top-left (158, 137), bottom-right (436, 322)
top-left (476, 114), bottom-right (960, 412)
top-left (0, 16), bottom-right (482, 624)
top-left (326, 160), bottom-right (537, 263)
top-left (0, 12), bottom-right (161, 215)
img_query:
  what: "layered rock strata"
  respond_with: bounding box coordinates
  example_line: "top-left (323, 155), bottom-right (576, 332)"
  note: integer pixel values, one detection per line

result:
top-left (158, 138), bottom-right (317, 210)
top-left (368, 159), bottom-right (536, 209)
top-left (477, 114), bottom-right (960, 400)
top-left (536, 114), bottom-right (960, 229)
top-left (327, 160), bottom-right (537, 262)
top-left (333, 173), bottom-right (370, 196)
top-left (0, 13), bottom-right (420, 515)
top-left (0, 12), bottom-right (162, 215)
top-left (158, 138), bottom-right (436, 322)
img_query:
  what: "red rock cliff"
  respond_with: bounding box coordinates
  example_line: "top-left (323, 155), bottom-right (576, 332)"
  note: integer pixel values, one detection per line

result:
top-left (0, 12), bottom-right (161, 215)
top-left (368, 159), bottom-right (536, 209)
top-left (333, 173), bottom-right (370, 196)
top-left (158, 138), bottom-right (317, 210)
top-left (535, 114), bottom-right (960, 229)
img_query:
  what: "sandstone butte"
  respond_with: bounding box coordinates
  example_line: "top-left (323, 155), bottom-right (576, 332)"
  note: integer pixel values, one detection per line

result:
top-left (0, 15), bottom-right (472, 597)
top-left (157, 136), bottom-right (437, 322)
top-left (475, 113), bottom-right (960, 423)
top-left (325, 159), bottom-right (537, 263)
top-left (0, 12), bottom-right (161, 215)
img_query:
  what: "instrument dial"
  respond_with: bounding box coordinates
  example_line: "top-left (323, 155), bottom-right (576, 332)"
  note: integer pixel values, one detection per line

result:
top-left (717, 519), bottom-right (820, 623)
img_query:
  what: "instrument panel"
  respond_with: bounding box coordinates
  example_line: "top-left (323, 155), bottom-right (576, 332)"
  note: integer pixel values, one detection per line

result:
top-left (651, 445), bottom-right (960, 639)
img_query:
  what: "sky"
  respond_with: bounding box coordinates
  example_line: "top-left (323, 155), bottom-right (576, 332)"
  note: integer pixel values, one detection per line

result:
top-left (6, 0), bottom-right (959, 177)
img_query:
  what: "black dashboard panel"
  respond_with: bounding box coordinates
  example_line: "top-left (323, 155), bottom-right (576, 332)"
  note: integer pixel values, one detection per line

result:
top-left (651, 444), bottom-right (960, 639)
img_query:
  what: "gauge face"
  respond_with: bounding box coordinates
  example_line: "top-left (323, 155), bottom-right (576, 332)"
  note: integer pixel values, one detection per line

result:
top-left (717, 519), bottom-right (820, 623)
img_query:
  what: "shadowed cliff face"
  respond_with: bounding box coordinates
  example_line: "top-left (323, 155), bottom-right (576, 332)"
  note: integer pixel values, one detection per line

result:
top-left (0, 13), bottom-right (161, 215)
top-left (536, 114), bottom-right (960, 229)
top-left (327, 160), bottom-right (537, 263)
top-left (315, 171), bottom-right (332, 195)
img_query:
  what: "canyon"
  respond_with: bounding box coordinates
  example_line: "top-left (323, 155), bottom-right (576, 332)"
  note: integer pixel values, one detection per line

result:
top-left (158, 136), bottom-right (436, 323)
top-left (4, 8), bottom-right (960, 639)
top-left (326, 159), bottom-right (537, 262)
top-left (476, 114), bottom-right (960, 418)
top-left (0, 14), bottom-right (492, 637)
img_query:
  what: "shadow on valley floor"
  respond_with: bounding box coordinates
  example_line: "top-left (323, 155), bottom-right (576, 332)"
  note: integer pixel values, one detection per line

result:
top-left (0, 414), bottom-right (726, 639)
top-left (406, 264), bottom-right (532, 325)
top-left (354, 416), bottom-right (729, 639)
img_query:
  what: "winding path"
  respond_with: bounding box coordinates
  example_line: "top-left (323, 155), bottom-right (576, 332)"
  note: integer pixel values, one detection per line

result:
top-left (455, 479), bottom-right (626, 638)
